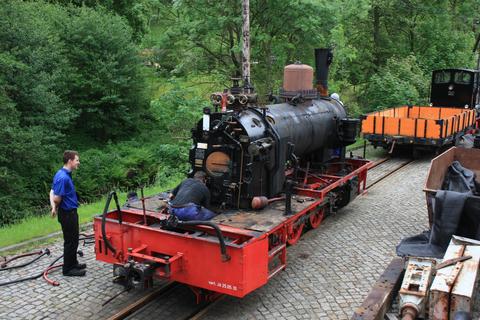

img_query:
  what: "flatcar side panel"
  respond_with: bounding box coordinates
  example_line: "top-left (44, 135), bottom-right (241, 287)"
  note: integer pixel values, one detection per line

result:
top-left (397, 106), bottom-right (408, 118)
top-left (94, 216), bottom-right (269, 298)
top-left (426, 119), bottom-right (440, 138)
top-left (384, 117), bottom-right (399, 136)
top-left (362, 116), bottom-right (375, 134)
top-left (417, 119), bottom-right (426, 138)
top-left (399, 118), bottom-right (415, 137)
top-left (411, 106), bottom-right (421, 118)
top-left (375, 116), bottom-right (384, 135)
top-left (419, 107), bottom-right (438, 120)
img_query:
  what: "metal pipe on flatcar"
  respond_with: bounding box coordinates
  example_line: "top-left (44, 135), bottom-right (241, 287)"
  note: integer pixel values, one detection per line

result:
top-left (102, 191), bottom-right (122, 255)
top-left (163, 216), bottom-right (230, 262)
top-left (141, 187), bottom-right (147, 225)
top-left (177, 220), bottom-right (231, 262)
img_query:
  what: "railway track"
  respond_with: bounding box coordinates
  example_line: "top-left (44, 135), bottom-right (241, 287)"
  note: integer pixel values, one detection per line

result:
top-left (105, 281), bottom-right (223, 320)
top-left (366, 157), bottom-right (414, 189)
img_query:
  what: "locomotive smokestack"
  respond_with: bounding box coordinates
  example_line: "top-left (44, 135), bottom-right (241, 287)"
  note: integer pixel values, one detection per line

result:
top-left (315, 48), bottom-right (333, 97)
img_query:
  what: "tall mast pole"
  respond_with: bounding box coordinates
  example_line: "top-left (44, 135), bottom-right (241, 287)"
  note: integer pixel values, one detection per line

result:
top-left (473, 20), bottom-right (480, 106)
top-left (242, 0), bottom-right (251, 92)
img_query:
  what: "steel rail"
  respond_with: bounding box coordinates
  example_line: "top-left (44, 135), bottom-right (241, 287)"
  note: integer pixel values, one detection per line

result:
top-left (106, 281), bottom-right (177, 320)
top-left (184, 295), bottom-right (225, 320)
top-left (367, 158), bottom-right (415, 190)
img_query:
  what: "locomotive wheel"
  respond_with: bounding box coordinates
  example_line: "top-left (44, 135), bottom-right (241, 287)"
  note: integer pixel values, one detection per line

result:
top-left (308, 208), bottom-right (325, 229)
top-left (286, 221), bottom-right (304, 245)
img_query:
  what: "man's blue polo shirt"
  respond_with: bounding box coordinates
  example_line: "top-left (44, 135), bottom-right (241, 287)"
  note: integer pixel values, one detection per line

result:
top-left (52, 168), bottom-right (78, 210)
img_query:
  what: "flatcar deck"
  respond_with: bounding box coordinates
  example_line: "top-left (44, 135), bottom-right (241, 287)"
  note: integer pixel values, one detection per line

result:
top-left (212, 196), bottom-right (314, 233)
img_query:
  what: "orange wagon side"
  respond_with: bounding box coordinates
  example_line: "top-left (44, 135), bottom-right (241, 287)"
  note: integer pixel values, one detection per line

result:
top-left (361, 105), bottom-right (477, 153)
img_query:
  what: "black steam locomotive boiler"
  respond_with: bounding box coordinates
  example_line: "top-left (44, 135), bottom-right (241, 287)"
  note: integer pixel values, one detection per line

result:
top-left (189, 49), bottom-right (359, 209)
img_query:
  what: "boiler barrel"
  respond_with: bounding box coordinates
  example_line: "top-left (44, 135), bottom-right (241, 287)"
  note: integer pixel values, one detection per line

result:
top-left (266, 99), bottom-right (346, 155)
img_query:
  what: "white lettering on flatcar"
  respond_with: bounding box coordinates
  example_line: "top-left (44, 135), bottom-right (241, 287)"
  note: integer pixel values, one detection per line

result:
top-left (207, 280), bottom-right (238, 291)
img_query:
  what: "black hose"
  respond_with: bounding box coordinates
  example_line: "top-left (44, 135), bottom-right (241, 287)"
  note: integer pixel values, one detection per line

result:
top-left (0, 254), bottom-right (63, 287)
top-left (1, 249), bottom-right (43, 268)
top-left (0, 249), bottom-right (50, 271)
top-left (102, 191), bottom-right (122, 255)
top-left (79, 236), bottom-right (95, 247)
top-left (177, 220), bottom-right (231, 262)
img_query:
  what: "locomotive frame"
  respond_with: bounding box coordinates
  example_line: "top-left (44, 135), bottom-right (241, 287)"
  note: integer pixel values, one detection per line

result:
top-left (94, 156), bottom-right (370, 301)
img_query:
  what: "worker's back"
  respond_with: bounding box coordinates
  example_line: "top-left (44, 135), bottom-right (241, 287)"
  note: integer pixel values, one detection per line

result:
top-left (170, 178), bottom-right (210, 208)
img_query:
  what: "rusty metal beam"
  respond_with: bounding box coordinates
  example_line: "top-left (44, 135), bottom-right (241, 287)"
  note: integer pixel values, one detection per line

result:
top-left (351, 257), bottom-right (404, 320)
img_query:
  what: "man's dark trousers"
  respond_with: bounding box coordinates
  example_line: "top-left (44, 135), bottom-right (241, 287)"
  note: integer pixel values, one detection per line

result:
top-left (58, 208), bottom-right (79, 273)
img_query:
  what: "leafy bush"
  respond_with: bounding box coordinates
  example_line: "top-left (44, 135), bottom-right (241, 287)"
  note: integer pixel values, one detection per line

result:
top-left (70, 83), bottom-right (206, 204)
top-left (74, 141), bottom-right (189, 202)
top-left (150, 80), bottom-right (207, 138)
top-left (61, 6), bottom-right (150, 141)
top-left (361, 56), bottom-right (429, 111)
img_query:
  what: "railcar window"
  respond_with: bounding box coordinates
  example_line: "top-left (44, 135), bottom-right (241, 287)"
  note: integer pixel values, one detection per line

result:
top-left (454, 71), bottom-right (472, 84)
top-left (434, 71), bottom-right (451, 84)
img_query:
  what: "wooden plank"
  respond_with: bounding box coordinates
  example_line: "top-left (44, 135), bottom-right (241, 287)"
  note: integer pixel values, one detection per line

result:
top-left (211, 196), bottom-right (313, 232)
top-left (429, 242), bottom-right (465, 320)
top-left (450, 245), bottom-right (480, 319)
top-left (351, 258), bottom-right (404, 320)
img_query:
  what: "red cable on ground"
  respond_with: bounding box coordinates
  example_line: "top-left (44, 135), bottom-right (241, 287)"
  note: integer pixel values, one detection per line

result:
top-left (43, 263), bottom-right (63, 286)
top-left (1, 250), bottom-right (43, 268)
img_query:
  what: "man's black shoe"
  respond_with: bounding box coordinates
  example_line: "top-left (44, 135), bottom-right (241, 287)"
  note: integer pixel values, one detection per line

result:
top-left (75, 263), bottom-right (87, 269)
top-left (63, 268), bottom-right (86, 277)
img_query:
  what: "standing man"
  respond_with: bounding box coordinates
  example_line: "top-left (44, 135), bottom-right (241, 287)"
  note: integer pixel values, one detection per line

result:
top-left (169, 171), bottom-right (216, 221)
top-left (50, 150), bottom-right (86, 277)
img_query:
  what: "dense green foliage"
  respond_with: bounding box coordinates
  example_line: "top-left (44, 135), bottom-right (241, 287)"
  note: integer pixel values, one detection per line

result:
top-left (147, 0), bottom-right (479, 106)
top-left (61, 7), bottom-right (150, 140)
top-left (0, 1), bottom-right (149, 225)
top-left (1, 0), bottom-right (479, 227)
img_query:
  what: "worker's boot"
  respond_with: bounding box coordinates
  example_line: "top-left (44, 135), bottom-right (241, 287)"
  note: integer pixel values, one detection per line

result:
top-left (63, 268), bottom-right (86, 277)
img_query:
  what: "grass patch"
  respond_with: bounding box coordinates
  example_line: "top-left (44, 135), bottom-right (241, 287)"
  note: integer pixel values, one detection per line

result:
top-left (0, 178), bottom-right (181, 249)
top-left (146, 73), bottom-right (222, 101)
top-left (346, 137), bottom-right (366, 151)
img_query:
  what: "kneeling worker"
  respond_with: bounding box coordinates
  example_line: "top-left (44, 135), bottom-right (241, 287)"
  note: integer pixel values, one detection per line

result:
top-left (169, 171), bottom-right (215, 221)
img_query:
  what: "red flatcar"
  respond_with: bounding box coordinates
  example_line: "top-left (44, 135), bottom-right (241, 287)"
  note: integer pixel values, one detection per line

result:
top-left (94, 157), bottom-right (369, 300)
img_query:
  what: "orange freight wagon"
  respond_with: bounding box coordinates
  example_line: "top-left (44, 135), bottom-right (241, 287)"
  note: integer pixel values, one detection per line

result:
top-left (361, 105), bottom-right (476, 153)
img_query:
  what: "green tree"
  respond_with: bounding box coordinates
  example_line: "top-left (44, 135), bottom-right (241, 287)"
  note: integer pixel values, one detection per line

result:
top-left (0, 1), bottom-right (151, 225)
top-left (362, 55), bottom-right (429, 110)
top-left (146, 0), bottom-right (336, 95)
top-left (0, 1), bottom-right (76, 225)
top-left (47, 0), bottom-right (153, 40)
top-left (61, 6), bottom-right (150, 141)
